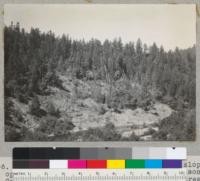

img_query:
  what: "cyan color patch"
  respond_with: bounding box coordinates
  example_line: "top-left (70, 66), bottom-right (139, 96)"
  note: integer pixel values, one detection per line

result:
top-left (145, 160), bottom-right (162, 168)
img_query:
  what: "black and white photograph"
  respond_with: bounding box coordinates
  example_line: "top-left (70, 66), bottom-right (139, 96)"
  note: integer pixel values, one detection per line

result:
top-left (4, 4), bottom-right (196, 141)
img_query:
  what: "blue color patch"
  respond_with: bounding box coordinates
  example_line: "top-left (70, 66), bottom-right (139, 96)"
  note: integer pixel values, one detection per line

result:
top-left (145, 160), bottom-right (162, 168)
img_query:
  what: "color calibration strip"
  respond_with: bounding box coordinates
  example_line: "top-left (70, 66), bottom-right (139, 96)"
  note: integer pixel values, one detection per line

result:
top-left (13, 147), bottom-right (186, 160)
top-left (13, 159), bottom-right (182, 169)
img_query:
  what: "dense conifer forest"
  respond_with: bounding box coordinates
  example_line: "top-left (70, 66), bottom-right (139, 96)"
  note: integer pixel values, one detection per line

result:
top-left (4, 23), bottom-right (196, 141)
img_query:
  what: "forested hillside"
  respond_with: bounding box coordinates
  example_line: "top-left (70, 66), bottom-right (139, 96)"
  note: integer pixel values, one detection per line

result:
top-left (4, 23), bottom-right (196, 141)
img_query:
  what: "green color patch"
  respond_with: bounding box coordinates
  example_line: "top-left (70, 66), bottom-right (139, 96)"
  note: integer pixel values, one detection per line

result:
top-left (125, 159), bottom-right (145, 168)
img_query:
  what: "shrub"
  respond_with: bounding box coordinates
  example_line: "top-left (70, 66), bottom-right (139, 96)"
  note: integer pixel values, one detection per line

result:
top-left (53, 75), bottom-right (64, 90)
top-left (54, 119), bottom-right (75, 136)
top-left (29, 95), bottom-right (41, 116)
top-left (5, 99), bottom-right (28, 141)
top-left (23, 129), bottom-right (49, 141)
top-left (161, 95), bottom-right (178, 109)
top-left (46, 101), bottom-right (60, 117)
top-left (75, 69), bottom-right (85, 79)
top-left (16, 93), bottom-right (29, 104)
top-left (153, 109), bottom-right (195, 141)
top-left (37, 115), bottom-right (58, 136)
top-left (98, 105), bottom-right (107, 115)
top-left (75, 81), bottom-right (91, 100)
top-left (5, 80), bottom-right (17, 97)
top-left (107, 88), bottom-right (138, 111)
top-left (37, 116), bottom-right (75, 139)
top-left (5, 99), bottom-right (14, 122)
top-left (79, 128), bottom-right (103, 141)
top-left (101, 122), bottom-right (121, 141)
top-left (91, 85), bottom-right (106, 104)
top-left (5, 125), bottom-right (22, 141)
top-left (138, 97), bottom-right (154, 111)
top-left (74, 122), bottom-right (121, 141)
top-left (86, 70), bottom-right (94, 80)
top-left (45, 71), bottom-right (64, 90)
top-left (128, 132), bottom-right (140, 141)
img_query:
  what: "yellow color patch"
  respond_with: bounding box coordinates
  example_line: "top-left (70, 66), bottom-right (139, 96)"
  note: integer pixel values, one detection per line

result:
top-left (107, 160), bottom-right (125, 169)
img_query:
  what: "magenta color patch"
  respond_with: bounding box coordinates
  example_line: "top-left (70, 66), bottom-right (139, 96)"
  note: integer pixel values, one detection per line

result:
top-left (68, 160), bottom-right (86, 168)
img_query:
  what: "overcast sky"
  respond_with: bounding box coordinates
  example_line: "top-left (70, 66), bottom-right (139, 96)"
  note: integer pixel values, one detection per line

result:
top-left (4, 4), bottom-right (196, 51)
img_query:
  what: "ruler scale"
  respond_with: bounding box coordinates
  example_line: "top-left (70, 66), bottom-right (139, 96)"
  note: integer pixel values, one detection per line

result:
top-left (12, 169), bottom-right (187, 181)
